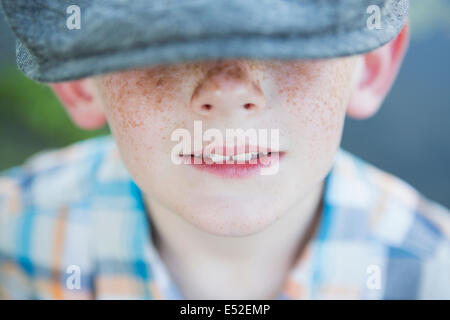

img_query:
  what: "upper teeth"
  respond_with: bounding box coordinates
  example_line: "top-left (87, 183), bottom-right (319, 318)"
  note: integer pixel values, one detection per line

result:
top-left (190, 152), bottom-right (269, 163)
top-left (209, 154), bottom-right (230, 163)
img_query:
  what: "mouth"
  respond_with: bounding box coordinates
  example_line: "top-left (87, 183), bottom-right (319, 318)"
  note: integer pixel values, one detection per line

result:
top-left (178, 145), bottom-right (285, 178)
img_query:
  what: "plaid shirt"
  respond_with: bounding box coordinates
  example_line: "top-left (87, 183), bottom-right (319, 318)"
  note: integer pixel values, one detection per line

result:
top-left (1, 135), bottom-right (449, 299)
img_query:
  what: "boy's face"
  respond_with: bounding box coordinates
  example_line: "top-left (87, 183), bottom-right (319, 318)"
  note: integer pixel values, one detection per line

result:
top-left (92, 57), bottom-right (362, 236)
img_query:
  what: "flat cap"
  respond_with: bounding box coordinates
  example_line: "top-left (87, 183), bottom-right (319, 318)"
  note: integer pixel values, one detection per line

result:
top-left (1, 0), bottom-right (409, 83)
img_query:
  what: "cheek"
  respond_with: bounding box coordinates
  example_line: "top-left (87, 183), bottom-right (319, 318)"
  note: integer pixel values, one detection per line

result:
top-left (98, 74), bottom-right (184, 176)
top-left (277, 60), bottom-right (354, 142)
top-left (304, 73), bottom-right (349, 153)
top-left (271, 60), bottom-right (356, 178)
top-left (283, 62), bottom-right (351, 124)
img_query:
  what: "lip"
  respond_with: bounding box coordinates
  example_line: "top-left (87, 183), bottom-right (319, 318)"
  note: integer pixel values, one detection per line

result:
top-left (191, 144), bottom-right (275, 157)
top-left (179, 145), bottom-right (285, 179)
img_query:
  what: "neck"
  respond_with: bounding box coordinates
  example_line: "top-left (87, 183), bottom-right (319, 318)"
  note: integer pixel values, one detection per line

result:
top-left (143, 180), bottom-right (325, 299)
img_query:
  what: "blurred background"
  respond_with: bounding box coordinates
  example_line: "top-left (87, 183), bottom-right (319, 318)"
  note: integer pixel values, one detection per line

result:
top-left (0, 1), bottom-right (449, 207)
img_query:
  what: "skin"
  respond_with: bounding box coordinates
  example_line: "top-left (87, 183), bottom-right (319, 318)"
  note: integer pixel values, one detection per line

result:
top-left (51, 25), bottom-right (409, 299)
top-left (94, 58), bottom-right (359, 299)
top-left (93, 57), bottom-right (357, 236)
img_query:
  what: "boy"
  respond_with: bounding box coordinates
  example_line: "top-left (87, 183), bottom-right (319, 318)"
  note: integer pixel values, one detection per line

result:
top-left (0, 0), bottom-right (449, 299)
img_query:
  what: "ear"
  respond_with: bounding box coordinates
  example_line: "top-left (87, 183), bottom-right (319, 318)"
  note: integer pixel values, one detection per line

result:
top-left (49, 78), bottom-right (107, 129)
top-left (347, 23), bottom-right (410, 119)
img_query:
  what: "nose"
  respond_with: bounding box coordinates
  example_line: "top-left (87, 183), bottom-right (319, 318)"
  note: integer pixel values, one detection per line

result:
top-left (190, 60), bottom-right (266, 117)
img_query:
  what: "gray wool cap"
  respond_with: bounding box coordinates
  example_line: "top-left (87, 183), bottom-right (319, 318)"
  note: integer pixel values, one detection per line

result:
top-left (1, 0), bottom-right (409, 83)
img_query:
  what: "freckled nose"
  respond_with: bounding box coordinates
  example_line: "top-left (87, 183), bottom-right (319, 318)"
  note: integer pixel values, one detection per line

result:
top-left (190, 61), bottom-right (266, 117)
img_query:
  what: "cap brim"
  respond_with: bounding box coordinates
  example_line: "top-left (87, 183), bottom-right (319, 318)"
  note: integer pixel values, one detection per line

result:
top-left (4, 0), bottom-right (409, 82)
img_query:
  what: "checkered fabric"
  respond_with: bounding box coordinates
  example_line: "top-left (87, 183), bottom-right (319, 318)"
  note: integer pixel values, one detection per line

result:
top-left (1, 135), bottom-right (449, 299)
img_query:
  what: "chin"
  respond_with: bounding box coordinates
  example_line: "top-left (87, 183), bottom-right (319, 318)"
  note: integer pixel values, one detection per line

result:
top-left (178, 200), bottom-right (283, 237)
